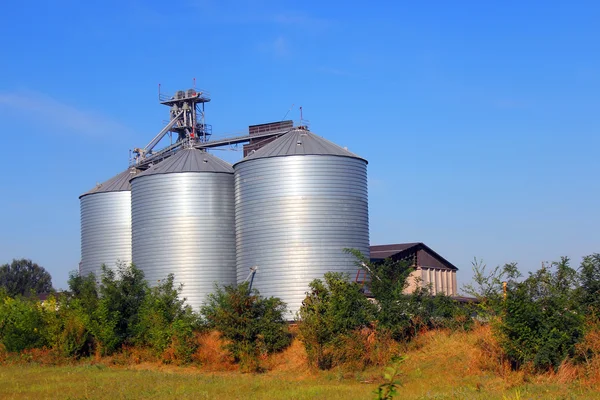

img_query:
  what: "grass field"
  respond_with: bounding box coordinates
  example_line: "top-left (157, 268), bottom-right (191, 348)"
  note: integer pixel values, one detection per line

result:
top-left (1, 327), bottom-right (599, 399)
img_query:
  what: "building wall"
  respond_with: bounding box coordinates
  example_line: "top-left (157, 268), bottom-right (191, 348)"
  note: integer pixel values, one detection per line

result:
top-left (403, 266), bottom-right (457, 296)
top-left (403, 268), bottom-right (422, 294)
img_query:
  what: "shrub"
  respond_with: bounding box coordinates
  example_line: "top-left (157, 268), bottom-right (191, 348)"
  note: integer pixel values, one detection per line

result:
top-left (163, 318), bottom-right (198, 364)
top-left (42, 294), bottom-right (92, 358)
top-left (499, 258), bottom-right (584, 371)
top-left (0, 296), bottom-right (48, 352)
top-left (82, 263), bottom-right (147, 355)
top-left (200, 282), bottom-right (291, 372)
top-left (134, 274), bottom-right (199, 364)
top-left (333, 325), bottom-right (399, 370)
top-left (297, 272), bottom-right (376, 369)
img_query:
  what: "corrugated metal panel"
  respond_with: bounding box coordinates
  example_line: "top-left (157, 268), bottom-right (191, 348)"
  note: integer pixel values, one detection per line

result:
top-left (236, 129), bottom-right (366, 164)
top-left (235, 155), bottom-right (370, 318)
top-left (80, 191), bottom-right (132, 278)
top-left (80, 168), bottom-right (138, 198)
top-left (137, 148), bottom-right (233, 177)
top-left (131, 149), bottom-right (236, 311)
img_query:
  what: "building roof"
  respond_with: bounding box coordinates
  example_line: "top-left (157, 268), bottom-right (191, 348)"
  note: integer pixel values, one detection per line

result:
top-left (133, 148), bottom-right (233, 179)
top-left (370, 242), bottom-right (458, 271)
top-left (234, 128), bottom-right (367, 166)
top-left (79, 168), bottom-right (138, 198)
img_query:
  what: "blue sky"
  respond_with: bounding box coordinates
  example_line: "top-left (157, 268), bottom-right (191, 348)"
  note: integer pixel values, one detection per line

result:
top-left (0, 1), bottom-right (598, 290)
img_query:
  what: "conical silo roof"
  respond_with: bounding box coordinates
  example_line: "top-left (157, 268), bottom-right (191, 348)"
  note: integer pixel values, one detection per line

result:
top-left (133, 148), bottom-right (233, 180)
top-left (79, 168), bottom-right (138, 199)
top-left (235, 128), bottom-right (367, 166)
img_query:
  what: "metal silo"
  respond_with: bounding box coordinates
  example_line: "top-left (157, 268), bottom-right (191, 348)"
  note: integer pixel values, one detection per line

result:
top-left (80, 167), bottom-right (138, 278)
top-left (131, 148), bottom-right (236, 310)
top-left (234, 128), bottom-right (370, 318)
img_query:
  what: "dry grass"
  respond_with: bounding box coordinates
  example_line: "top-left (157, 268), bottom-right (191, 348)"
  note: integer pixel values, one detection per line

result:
top-left (193, 331), bottom-right (237, 371)
top-left (3, 327), bottom-right (600, 399)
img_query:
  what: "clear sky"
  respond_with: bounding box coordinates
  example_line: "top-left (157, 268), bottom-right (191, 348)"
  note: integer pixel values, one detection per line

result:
top-left (0, 1), bottom-right (598, 290)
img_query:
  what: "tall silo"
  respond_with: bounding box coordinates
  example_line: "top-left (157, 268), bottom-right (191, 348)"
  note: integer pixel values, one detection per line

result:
top-left (131, 148), bottom-right (236, 310)
top-left (234, 128), bottom-right (370, 318)
top-left (80, 167), bottom-right (138, 278)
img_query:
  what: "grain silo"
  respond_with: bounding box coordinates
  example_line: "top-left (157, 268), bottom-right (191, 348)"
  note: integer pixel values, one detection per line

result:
top-left (79, 167), bottom-right (137, 278)
top-left (234, 127), bottom-right (370, 317)
top-left (131, 147), bottom-right (236, 310)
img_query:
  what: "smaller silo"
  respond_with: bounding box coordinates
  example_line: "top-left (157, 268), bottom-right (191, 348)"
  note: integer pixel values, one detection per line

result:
top-left (131, 148), bottom-right (236, 310)
top-left (80, 167), bottom-right (137, 278)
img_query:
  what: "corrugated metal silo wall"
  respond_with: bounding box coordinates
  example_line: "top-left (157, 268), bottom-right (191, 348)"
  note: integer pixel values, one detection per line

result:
top-left (234, 155), bottom-right (370, 319)
top-left (131, 172), bottom-right (236, 311)
top-left (80, 191), bottom-right (132, 278)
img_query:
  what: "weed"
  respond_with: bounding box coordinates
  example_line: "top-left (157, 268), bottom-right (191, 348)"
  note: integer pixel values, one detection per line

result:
top-left (374, 356), bottom-right (406, 399)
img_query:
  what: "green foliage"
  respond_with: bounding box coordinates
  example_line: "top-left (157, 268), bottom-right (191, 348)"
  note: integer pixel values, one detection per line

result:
top-left (0, 259), bottom-right (53, 297)
top-left (167, 318), bottom-right (198, 364)
top-left (499, 257), bottom-right (584, 371)
top-left (200, 282), bottom-right (291, 372)
top-left (374, 356), bottom-right (406, 400)
top-left (134, 274), bottom-right (199, 363)
top-left (297, 271), bottom-right (376, 369)
top-left (579, 253), bottom-right (600, 314)
top-left (346, 249), bottom-right (470, 341)
top-left (67, 270), bottom-right (99, 314)
top-left (462, 258), bottom-right (522, 317)
top-left (95, 263), bottom-right (147, 353)
top-left (0, 296), bottom-right (48, 352)
top-left (44, 295), bottom-right (92, 358)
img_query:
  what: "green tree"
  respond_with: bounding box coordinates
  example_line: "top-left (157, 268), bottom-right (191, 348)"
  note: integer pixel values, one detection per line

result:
top-left (0, 259), bottom-right (53, 297)
top-left (579, 253), bottom-right (600, 314)
top-left (201, 282), bottom-right (291, 372)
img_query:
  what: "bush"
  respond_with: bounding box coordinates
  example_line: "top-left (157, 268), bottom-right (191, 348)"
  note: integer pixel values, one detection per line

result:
top-left (499, 258), bottom-right (584, 371)
top-left (297, 272), bottom-right (376, 369)
top-left (43, 294), bottom-right (92, 358)
top-left (79, 263), bottom-right (148, 356)
top-left (134, 274), bottom-right (199, 364)
top-left (0, 296), bottom-right (48, 352)
top-left (200, 282), bottom-right (291, 372)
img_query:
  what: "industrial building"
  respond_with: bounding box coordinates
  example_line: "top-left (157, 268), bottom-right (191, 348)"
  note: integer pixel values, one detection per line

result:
top-left (370, 243), bottom-right (458, 296)
top-left (79, 85), bottom-right (459, 314)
